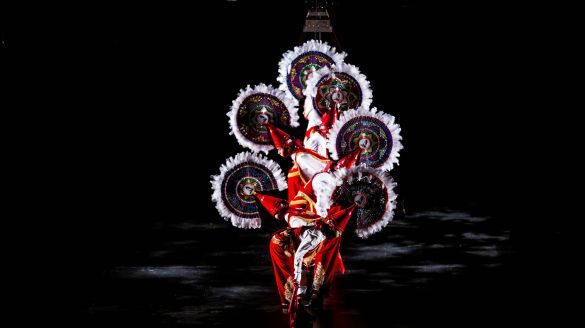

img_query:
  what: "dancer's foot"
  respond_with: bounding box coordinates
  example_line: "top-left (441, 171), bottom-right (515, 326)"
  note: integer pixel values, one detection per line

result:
top-left (298, 293), bottom-right (311, 307)
top-left (281, 303), bottom-right (289, 314)
top-left (310, 290), bottom-right (323, 309)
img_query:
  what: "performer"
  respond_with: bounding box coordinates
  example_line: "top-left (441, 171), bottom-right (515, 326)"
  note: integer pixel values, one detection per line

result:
top-left (211, 39), bottom-right (403, 327)
top-left (261, 125), bottom-right (364, 311)
top-left (259, 179), bottom-right (356, 311)
top-left (265, 171), bottom-right (335, 308)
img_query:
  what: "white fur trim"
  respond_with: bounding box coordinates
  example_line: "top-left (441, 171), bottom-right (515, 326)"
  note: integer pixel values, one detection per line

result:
top-left (327, 106), bottom-right (403, 171)
top-left (210, 151), bottom-right (287, 229)
top-left (228, 83), bottom-right (299, 154)
top-left (312, 172), bottom-right (343, 217)
top-left (277, 39), bottom-right (347, 102)
top-left (303, 62), bottom-right (373, 113)
top-left (336, 165), bottom-right (398, 238)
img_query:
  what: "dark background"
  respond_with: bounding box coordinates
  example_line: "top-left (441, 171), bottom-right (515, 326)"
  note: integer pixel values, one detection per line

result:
top-left (67, 0), bottom-right (530, 217)
top-left (5, 0), bottom-right (571, 325)
top-left (66, 0), bottom-right (560, 251)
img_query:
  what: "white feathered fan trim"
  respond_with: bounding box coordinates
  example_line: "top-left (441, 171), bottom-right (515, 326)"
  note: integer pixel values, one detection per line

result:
top-left (312, 170), bottom-right (345, 217)
top-left (277, 39), bottom-right (347, 103)
top-left (327, 106), bottom-right (403, 171)
top-left (336, 165), bottom-right (398, 239)
top-left (228, 83), bottom-right (299, 154)
top-left (303, 62), bottom-right (373, 118)
top-left (210, 151), bottom-right (287, 229)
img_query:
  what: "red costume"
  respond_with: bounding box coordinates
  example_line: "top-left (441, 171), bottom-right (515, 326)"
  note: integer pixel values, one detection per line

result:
top-left (259, 124), bottom-right (362, 308)
top-left (212, 39), bottom-right (403, 328)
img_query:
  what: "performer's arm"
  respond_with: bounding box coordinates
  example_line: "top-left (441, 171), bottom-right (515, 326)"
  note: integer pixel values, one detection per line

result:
top-left (304, 104), bottom-right (322, 123)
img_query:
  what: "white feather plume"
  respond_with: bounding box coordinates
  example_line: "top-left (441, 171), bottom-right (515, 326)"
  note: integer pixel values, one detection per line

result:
top-left (327, 106), bottom-right (403, 171)
top-left (210, 151), bottom-right (287, 229)
top-left (228, 83), bottom-right (299, 154)
top-left (312, 171), bottom-right (344, 217)
top-left (303, 62), bottom-right (373, 113)
top-left (336, 165), bottom-right (398, 238)
top-left (277, 39), bottom-right (347, 103)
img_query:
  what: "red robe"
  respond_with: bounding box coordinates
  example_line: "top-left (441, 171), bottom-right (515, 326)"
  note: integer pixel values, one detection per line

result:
top-left (286, 164), bottom-right (304, 201)
top-left (270, 178), bottom-right (320, 304)
top-left (269, 197), bottom-right (353, 303)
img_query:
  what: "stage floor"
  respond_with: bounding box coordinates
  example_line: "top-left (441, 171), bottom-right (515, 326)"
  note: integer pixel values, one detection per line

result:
top-left (85, 209), bottom-right (525, 327)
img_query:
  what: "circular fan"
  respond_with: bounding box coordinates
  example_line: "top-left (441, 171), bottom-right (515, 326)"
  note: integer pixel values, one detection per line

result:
top-left (211, 152), bottom-right (287, 228)
top-left (327, 107), bottom-right (403, 171)
top-left (303, 63), bottom-right (372, 117)
top-left (277, 40), bottom-right (347, 102)
top-left (332, 166), bottom-right (397, 238)
top-left (228, 84), bottom-right (299, 153)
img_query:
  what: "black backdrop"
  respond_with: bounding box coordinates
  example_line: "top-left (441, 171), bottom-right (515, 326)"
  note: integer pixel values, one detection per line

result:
top-left (74, 0), bottom-right (529, 218)
top-left (9, 0), bottom-right (570, 321)
top-left (73, 1), bottom-right (539, 234)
